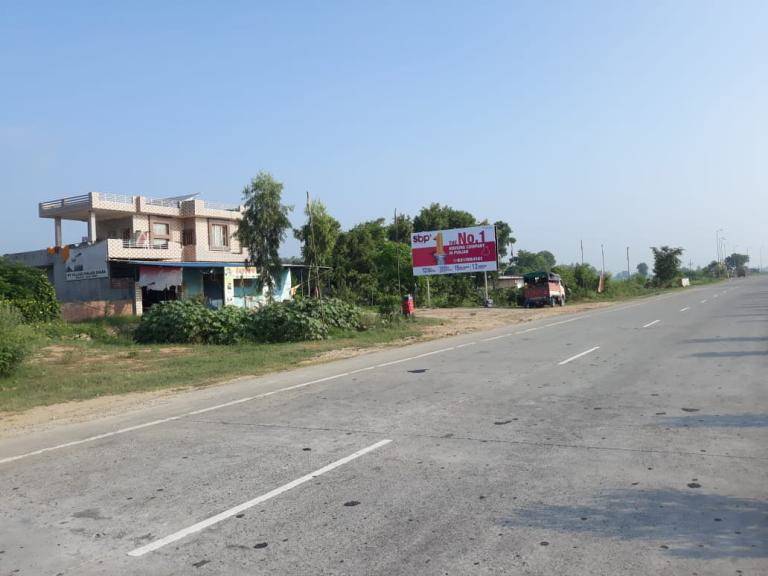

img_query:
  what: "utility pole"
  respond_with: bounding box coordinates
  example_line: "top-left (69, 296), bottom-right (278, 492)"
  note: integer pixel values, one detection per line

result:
top-left (601, 243), bottom-right (605, 275)
top-left (394, 209), bottom-right (402, 297)
top-left (580, 239), bottom-right (584, 266)
top-left (626, 246), bottom-right (630, 280)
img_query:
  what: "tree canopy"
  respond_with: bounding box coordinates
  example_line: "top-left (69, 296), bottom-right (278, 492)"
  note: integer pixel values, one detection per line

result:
top-left (413, 203), bottom-right (476, 232)
top-left (493, 220), bottom-right (516, 261)
top-left (636, 262), bottom-right (649, 277)
top-left (724, 253), bottom-right (749, 269)
top-left (651, 246), bottom-right (684, 286)
top-left (507, 250), bottom-right (556, 274)
top-left (294, 199), bottom-right (341, 268)
top-left (237, 172), bottom-right (293, 293)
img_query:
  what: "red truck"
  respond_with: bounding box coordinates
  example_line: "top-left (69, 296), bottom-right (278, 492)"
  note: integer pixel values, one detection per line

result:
top-left (522, 271), bottom-right (566, 307)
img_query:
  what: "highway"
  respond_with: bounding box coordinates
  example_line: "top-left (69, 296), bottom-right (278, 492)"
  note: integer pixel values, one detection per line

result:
top-left (1, 276), bottom-right (766, 575)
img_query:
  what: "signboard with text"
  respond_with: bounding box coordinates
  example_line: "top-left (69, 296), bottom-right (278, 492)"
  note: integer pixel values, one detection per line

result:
top-left (411, 225), bottom-right (498, 276)
top-left (65, 242), bottom-right (108, 281)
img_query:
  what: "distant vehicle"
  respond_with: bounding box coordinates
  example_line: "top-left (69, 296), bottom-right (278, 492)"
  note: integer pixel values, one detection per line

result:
top-left (523, 271), bottom-right (566, 307)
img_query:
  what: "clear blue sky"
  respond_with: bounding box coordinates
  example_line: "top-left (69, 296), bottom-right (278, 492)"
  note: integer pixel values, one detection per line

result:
top-left (2, 1), bottom-right (766, 272)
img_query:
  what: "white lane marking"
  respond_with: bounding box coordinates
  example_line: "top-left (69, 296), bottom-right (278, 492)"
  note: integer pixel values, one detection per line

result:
top-left (701, 299), bottom-right (707, 304)
top-left (481, 333), bottom-right (512, 342)
top-left (127, 439), bottom-right (392, 557)
top-left (713, 294), bottom-right (719, 298)
top-left (454, 342), bottom-right (477, 349)
top-left (515, 327), bottom-right (539, 334)
top-left (557, 346), bottom-right (600, 366)
top-left (348, 366), bottom-right (375, 374)
top-left (0, 416), bottom-right (183, 465)
top-left (679, 307), bottom-right (690, 312)
top-left (544, 316), bottom-right (587, 327)
top-left (642, 320), bottom-right (661, 328)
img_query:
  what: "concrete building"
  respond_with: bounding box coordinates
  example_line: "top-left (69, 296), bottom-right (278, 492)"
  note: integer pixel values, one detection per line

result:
top-left (4, 192), bottom-right (294, 320)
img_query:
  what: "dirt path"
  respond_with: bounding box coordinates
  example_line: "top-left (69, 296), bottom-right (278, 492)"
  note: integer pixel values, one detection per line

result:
top-left (0, 301), bottom-right (614, 438)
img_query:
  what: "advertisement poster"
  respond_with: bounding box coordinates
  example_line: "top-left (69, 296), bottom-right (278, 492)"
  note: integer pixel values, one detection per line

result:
top-left (411, 225), bottom-right (498, 276)
top-left (65, 242), bottom-right (109, 281)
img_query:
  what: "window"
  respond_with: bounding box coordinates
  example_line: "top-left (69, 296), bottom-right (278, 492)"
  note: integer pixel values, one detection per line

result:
top-left (209, 221), bottom-right (229, 250)
top-left (150, 220), bottom-right (171, 247)
top-left (182, 228), bottom-right (196, 246)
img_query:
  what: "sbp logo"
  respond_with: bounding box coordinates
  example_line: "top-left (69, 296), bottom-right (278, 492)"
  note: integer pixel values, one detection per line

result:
top-left (412, 233), bottom-right (431, 243)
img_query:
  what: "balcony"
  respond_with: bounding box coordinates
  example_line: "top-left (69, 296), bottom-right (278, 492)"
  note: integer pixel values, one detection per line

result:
top-left (106, 238), bottom-right (182, 260)
top-left (39, 192), bottom-right (137, 220)
top-left (40, 193), bottom-right (241, 221)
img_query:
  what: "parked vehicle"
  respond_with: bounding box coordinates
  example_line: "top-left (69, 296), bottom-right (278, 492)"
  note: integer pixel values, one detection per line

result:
top-left (522, 271), bottom-right (566, 307)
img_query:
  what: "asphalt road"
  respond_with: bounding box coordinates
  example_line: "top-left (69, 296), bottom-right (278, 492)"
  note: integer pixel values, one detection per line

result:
top-left (1, 277), bottom-right (766, 575)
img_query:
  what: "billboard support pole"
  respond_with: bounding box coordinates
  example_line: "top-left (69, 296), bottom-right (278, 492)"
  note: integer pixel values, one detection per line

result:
top-left (426, 276), bottom-right (431, 307)
top-left (483, 271), bottom-right (489, 302)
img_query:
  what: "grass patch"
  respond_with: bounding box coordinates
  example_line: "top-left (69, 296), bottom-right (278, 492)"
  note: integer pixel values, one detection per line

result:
top-left (0, 317), bottom-right (432, 413)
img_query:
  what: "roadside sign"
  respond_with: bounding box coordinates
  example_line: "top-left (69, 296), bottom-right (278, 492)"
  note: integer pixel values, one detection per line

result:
top-left (411, 225), bottom-right (498, 276)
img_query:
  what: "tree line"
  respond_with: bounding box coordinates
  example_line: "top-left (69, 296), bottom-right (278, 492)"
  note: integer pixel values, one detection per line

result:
top-left (236, 172), bottom-right (741, 307)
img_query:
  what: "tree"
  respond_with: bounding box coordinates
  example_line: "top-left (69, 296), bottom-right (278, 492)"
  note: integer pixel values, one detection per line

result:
top-left (294, 199), bottom-right (341, 268)
top-left (704, 260), bottom-right (725, 277)
top-left (508, 250), bottom-right (556, 274)
top-left (636, 262), bottom-right (649, 277)
top-left (493, 220), bottom-right (516, 261)
top-left (387, 213), bottom-right (413, 243)
top-left (413, 203), bottom-right (476, 232)
top-left (724, 253), bottom-right (749, 269)
top-left (651, 246), bottom-right (684, 286)
top-left (237, 172), bottom-right (293, 294)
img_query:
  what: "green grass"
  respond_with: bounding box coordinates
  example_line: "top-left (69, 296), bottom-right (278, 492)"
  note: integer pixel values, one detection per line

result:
top-left (0, 317), bottom-right (435, 413)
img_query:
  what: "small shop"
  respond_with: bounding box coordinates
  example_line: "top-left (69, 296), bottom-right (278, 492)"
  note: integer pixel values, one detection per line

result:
top-left (128, 261), bottom-right (292, 311)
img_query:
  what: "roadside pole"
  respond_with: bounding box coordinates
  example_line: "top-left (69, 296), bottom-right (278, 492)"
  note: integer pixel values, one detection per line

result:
top-left (483, 271), bottom-right (489, 302)
top-left (626, 246), bottom-right (630, 279)
top-left (426, 276), bottom-right (431, 307)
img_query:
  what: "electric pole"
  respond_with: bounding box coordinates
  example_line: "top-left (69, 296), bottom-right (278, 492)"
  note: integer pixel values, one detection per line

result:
top-left (626, 246), bottom-right (630, 280)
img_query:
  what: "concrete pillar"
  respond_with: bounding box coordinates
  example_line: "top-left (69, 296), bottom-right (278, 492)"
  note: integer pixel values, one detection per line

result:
top-left (54, 217), bottom-right (62, 247)
top-left (87, 211), bottom-right (97, 244)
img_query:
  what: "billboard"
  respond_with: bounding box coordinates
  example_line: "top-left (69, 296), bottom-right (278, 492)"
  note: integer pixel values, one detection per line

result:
top-left (411, 225), bottom-right (498, 276)
top-left (65, 242), bottom-right (108, 281)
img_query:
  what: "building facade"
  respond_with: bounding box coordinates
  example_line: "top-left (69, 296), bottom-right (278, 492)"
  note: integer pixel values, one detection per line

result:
top-left (5, 192), bottom-right (294, 320)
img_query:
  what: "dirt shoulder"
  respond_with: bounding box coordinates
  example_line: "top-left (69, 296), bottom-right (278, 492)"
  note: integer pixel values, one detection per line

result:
top-left (0, 301), bottom-right (612, 438)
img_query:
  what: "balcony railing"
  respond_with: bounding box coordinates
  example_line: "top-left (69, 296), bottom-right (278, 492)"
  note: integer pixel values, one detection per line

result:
top-left (145, 197), bottom-right (180, 208)
top-left (122, 239), bottom-right (171, 250)
top-left (40, 194), bottom-right (91, 211)
top-left (204, 200), bottom-right (240, 211)
top-left (95, 192), bottom-right (134, 205)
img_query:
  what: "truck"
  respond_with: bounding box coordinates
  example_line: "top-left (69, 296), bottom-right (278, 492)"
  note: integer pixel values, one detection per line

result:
top-left (522, 271), bottom-right (566, 307)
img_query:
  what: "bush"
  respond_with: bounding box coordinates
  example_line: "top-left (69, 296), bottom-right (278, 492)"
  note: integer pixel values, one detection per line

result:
top-left (291, 297), bottom-right (362, 330)
top-left (0, 303), bottom-right (35, 377)
top-left (134, 298), bottom-right (365, 345)
top-left (134, 300), bottom-right (217, 344)
top-left (0, 258), bottom-right (60, 322)
top-left (246, 302), bottom-right (328, 342)
top-left (489, 287), bottom-right (520, 307)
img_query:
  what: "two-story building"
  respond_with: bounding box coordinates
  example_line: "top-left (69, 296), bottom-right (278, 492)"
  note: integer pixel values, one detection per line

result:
top-left (4, 192), bottom-right (294, 320)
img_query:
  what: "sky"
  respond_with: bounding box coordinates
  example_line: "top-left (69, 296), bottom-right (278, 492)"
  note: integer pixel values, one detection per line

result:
top-left (1, 0), bottom-right (766, 273)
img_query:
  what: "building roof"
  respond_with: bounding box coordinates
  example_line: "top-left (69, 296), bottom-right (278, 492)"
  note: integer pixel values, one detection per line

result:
top-left (121, 260), bottom-right (326, 269)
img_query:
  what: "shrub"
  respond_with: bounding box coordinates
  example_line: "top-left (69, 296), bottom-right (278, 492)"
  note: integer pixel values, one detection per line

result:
top-left (134, 300), bottom-right (216, 344)
top-left (489, 287), bottom-right (520, 307)
top-left (133, 298), bottom-right (365, 344)
top-left (0, 303), bottom-right (35, 377)
top-left (291, 297), bottom-right (362, 330)
top-left (0, 258), bottom-right (60, 322)
top-left (246, 302), bottom-right (328, 342)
